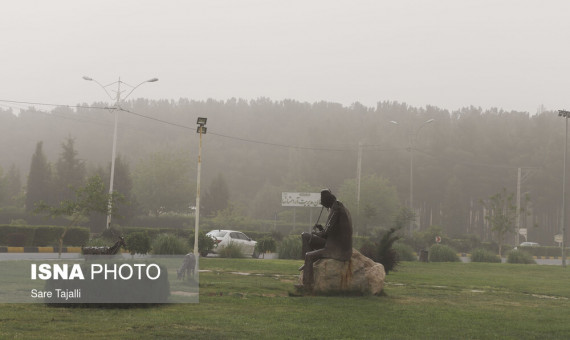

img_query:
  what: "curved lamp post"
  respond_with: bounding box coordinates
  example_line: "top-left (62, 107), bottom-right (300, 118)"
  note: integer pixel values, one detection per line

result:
top-left (83, 76), bottom-right (158, 229)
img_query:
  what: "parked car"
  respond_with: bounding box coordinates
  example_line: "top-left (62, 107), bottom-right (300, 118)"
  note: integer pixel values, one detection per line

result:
top-left (519, 242), bottom-right (540, 247)
top-left (205, 230), bottom-right (258, 257)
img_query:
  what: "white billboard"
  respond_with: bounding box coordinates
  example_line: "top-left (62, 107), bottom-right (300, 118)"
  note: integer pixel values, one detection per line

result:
top-left (281, 192), bottom-right (320, 207)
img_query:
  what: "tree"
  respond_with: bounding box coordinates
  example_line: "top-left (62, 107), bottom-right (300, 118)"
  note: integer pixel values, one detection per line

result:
top-left (25, 141), bottom-right (53, 212)
top-left (54, 136), bottom-right (86, 203)
top-left (202, 173), bottom-right (230, 216)
top-left (442, 176), bottom-right (468, 237)
top-left (338, 174), bottom-right (400, 235)
top-left (35, 175), bottom-right (123, 257)
top-left (0, 164), bottom-right (24, 210)
top-left (480, 188), bottom-right (520, 257)
top-left (132, 151), bottom-right (194, 216)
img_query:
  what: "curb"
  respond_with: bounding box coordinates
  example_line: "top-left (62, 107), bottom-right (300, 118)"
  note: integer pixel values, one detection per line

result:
top-left (0, 246), bottom-right (83, 253)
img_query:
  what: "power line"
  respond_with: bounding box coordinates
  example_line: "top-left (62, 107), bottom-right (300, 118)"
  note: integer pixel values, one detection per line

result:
top-left (0, 99), bottom-right (109, 110)
top-left (120, 108), bottom-right (373, 152)
top-left (413, 148), bottom-right (541, 170)
top-left (0, 98), bottom-right (405, 153)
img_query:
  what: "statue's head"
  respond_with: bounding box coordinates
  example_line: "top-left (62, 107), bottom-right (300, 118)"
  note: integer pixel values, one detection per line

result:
top-left (320, 189), bottom-right (336, 208)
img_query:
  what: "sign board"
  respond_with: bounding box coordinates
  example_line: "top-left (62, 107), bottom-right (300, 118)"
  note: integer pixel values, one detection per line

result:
top-left (281, 192), bottom-right (320, 207)
top-left (555, 234), bottom-right (563, 243)
top-left (435, 236), bottom-right (441, 243)
top-left (519, 228), bottom-right (527, 237)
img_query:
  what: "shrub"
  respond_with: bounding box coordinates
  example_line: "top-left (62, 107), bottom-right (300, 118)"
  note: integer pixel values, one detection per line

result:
top-left (125, 232), bottom-right (152, 256)
top-left (428, 244), bottom-right (460, 262)
top-left (32, 227), bottom-right (61, 246)
top-left (218, 241), bottom-right (244, 258)
top-left (62, 227), bottom-right (90, 246)
top-left (507, 249), bottom-right (536, 264)
top-left (471, 248), bottom-right (501, 263)
top-left (85, 237), bottom-right (110, 247)
top-left (393, 242), bottom-right (416, 262)
top-left (377, 228), bottom-right (401, 274)
top-left (6, 232), bottom-right (27, 246)
top-left (278, 235), bottom-right (302, 260)
top-left (188, 231), bottom-right (216, 256)
top-left (151, 234), bottom-right (189, 255)
top-left (255, 236), bottom-right (277, 258)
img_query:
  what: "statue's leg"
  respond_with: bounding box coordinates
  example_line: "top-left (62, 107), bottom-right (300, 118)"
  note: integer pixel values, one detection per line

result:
top-left (302, 248), bottom-right (326, 286)
top-left (299, 233), bottom-right (326, 271)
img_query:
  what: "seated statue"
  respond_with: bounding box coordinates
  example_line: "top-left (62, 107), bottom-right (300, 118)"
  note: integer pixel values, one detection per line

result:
top-left (298, 189), bottom-right (353, 289)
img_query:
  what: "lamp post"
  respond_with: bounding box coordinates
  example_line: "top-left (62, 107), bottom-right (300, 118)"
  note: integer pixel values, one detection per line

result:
top-left (390, 118), bottom-right (435, 234)
top-left (558, 110), bottom-right (568, 267)
top-left (194, 117), bottom-right (207, 256)
top-left (83, 76), bottom-right (158, 229)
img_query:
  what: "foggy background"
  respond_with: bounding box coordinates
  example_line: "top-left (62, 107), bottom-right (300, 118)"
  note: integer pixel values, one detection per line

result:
top-left (1, 1), bottom-right (570, 246)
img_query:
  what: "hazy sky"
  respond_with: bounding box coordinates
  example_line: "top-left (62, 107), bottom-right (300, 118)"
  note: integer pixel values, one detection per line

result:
top-left (2, 0), bottom-right (570, 114)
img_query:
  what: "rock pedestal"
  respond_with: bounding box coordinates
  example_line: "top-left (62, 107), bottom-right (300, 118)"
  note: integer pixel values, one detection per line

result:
top-left (298, 249), bottom-right (385, 295)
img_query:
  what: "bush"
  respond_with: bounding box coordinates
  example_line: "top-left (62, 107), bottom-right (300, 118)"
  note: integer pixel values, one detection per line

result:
top-left (218, 241), bottom-right (244, 258)
top-left (428, 244), bottom-right (460, 262)
top-left (507, 249), bottom-right (536, 264)
top-left (6, 232), bottom-right (27, 246)
top-left (125, 232), bottom-right (152, 256)
top-left (393, 242), bottom-right (416, 262)
top-left (62, 227), bottom-right (90, 246)
top-left (188, 231), bottom-right (216, 256)
top-left (32, 227), bottom-right (61, 246)
top-left (471, 248), bottom-right (501, 263)
top-left (255, 236), bottom-right (277, 257)
top-left (0, 225), bottom-right (89, 247)
top-left (278, 236), bottom-right (302, 260)
top-left (151, 234), bottom-right (189, 255)
top-left (85, 237), bottom-right (110, 247)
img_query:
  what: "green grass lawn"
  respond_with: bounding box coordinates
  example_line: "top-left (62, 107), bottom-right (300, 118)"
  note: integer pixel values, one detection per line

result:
top-left (1, 259), bottom-right (569, 339)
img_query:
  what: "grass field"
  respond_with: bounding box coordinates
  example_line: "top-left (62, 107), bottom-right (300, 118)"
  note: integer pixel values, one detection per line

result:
top-left (1, 258), bottom-right (569, 339)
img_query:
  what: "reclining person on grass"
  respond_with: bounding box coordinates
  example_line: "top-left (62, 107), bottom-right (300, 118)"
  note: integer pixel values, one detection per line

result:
top-left (298, 189), bottom-right (353, 289)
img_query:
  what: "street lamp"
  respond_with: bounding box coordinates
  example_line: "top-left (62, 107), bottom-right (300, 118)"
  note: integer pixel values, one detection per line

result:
top-left (83, 76), bottom-right (158, 229)
top-left (194, 117), bottom-right (207, 257)
top-left (558, 109), bottom-right (568, 267)
top-left (390, 118), bottom-right (435, 234)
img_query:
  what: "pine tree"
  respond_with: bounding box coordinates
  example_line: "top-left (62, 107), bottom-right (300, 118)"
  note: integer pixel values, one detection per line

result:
top-left (54, 137), bottom-right (86, 203)
top-left (25, 141), bottom-right (53, 212)
top-left (202, 173), bottom-right (230, 216)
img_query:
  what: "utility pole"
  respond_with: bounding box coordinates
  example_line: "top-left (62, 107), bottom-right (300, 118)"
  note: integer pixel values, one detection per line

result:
top-left (194, 117), bottom-right (207, 257)
top-left (516, 167), bottom-right (521, 246)
top-left (356, 141), bottom-right (363, 234)
top-left (558, 110), bottom-right (568, 267)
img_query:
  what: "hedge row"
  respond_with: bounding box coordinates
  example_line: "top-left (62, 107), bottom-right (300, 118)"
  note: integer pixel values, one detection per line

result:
top-left (516, 246), bottom-right (569, 257)
top-left (0, 225), bottom-right (90, 247)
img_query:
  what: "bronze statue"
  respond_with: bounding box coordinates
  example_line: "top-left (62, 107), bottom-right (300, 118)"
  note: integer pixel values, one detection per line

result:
top-left (299, 189), bottom-right (353, 288)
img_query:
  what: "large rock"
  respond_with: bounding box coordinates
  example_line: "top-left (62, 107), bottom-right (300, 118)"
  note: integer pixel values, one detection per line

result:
top-left (298, 249), bottom-right (385, 295)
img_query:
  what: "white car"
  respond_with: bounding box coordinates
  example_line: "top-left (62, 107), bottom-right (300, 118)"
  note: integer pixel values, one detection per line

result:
top-left (519, 242), bottom-right (540, 247)
top-left (206, 230), bottom-right (258, 257)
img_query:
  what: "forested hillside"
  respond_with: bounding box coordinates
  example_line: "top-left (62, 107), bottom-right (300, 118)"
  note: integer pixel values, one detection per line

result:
top-left (0, 99), bottom-right (565, 245)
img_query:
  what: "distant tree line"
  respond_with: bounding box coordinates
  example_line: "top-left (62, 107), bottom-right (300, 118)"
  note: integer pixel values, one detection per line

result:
top-left (0, 99), bottom-right (567, 245)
